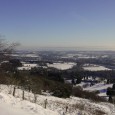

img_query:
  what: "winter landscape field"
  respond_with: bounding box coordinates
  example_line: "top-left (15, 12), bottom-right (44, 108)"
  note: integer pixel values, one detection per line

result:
top-left (1, 0), bottom-right (115, 115)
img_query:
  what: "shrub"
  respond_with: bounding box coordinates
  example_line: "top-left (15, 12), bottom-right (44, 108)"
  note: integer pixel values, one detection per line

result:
top-left (72, 86), bottom-right (106, 102)
top-left (51, 83), bottom-right (72, 98)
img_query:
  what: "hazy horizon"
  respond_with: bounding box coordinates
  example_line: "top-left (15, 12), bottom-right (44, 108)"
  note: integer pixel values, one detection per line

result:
top-left (0, 0), bottom-right (115, 50)
top-left (17, 46), bottom-right (115, 52)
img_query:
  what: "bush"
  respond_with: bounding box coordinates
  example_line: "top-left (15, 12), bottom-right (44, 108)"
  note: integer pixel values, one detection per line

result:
top-left (18, 74), bottom-right (72, 98)
top-left (112, 84), bottom-right (115, 89)
top-left (72, 86), bottom-right (106, 102)
top-left (51, 83), bottom-right (72, 98)
top-left (106, 87), bottom-right (113, 96)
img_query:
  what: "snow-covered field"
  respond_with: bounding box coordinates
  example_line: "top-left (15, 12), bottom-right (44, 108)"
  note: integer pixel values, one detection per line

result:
top-left (84, 83), bottom-right (113, 97)
top-left (47, 62), bottom-right (76, 70)
top-left (17, 62), bottom-right (76, 70)
top-left (12, 54), bottom-right (40, 58)
top-left (17, 63), bottom-right (38, 70)
top-left (0, 84), bottom-right (115, 115)
top-left (83, 64), bottom-right (111, 71)
top-left (61, 54), bottom-right (98, 59)
top-left (78, 56), bottom-right (97, 59)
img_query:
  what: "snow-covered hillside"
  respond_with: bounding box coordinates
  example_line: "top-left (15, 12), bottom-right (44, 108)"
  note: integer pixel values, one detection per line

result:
top-left (0, 84), bottom-right (115, 115)
top-left (0, 92), bottom-right (58, 115)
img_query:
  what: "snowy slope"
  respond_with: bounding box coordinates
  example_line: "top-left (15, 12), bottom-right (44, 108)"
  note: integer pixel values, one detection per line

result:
top-left (0, 100), bottom-right (31, 115)
top-left (0, 92), bottom-right (59, 115)
top-left (0, 85), bottom-right (59, 115)
top-left (0, 84), bottom-right (115, 115)
top-left (84, 83), bottom-right (113, 96)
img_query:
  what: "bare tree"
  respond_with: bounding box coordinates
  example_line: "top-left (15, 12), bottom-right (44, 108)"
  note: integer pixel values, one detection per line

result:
top-left (0, 38), bottom-right (19, 70)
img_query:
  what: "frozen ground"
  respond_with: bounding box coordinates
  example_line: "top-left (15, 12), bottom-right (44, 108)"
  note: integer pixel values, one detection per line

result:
top-left (0, 84), bottom-right (115, 115)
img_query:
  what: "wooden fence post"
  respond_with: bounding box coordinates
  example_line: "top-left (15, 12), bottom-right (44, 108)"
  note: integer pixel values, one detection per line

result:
top-left (22, 90), bottom-right (24, 100)
top-left (34, 94), bottom-right (37, 103)
top-left (44, 99), bottom-right (47, 109)
top-left (13, 87), bottom-right (16, 96)
top-left (65, 105), bottom-right (68, 113)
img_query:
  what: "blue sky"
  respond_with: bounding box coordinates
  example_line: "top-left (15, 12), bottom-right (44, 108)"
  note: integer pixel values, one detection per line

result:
top-left (0, 0), bottom-right (115, 50)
